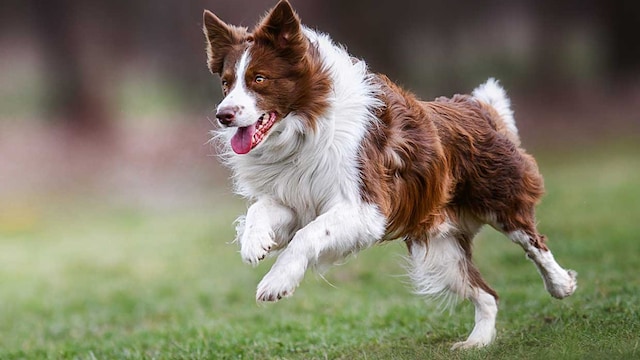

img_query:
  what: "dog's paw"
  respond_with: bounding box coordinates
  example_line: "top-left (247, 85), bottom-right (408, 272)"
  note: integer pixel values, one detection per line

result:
top-left (547, 269), bottom-right (578, 299)
top-left (451, 339), bottom-right (490, 350)
top-left (240, 239), bottom-right (275, 266)
top-left (240, 231), bottom-right (276, 266)
top-left (451, 320), bottom-right (496, 350)
top-left (255, 263), bottom-right (304, 302)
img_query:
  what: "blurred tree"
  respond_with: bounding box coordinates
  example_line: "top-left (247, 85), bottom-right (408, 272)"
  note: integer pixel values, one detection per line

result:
top-left (599, 0), bottom-right (640, 80)
top-left (3, 0), bottom-right (637, 130)
top-left (30, 0), bottom-right (113, 133)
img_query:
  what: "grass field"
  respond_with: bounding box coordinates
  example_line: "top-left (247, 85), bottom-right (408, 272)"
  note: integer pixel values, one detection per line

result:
top-left (1, 142), bottom-right (639, 359)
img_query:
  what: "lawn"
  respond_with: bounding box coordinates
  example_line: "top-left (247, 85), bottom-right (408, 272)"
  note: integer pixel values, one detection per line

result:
top-left (1, 142), bottom-right (639, 359)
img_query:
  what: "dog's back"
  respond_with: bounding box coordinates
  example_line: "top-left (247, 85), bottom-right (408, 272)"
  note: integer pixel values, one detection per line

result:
top-left (426, 91), bottom-right (545, 232)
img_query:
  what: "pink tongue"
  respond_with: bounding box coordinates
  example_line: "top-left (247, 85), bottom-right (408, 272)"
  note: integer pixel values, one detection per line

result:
top-left (230, 125), bottom-right (256, 154)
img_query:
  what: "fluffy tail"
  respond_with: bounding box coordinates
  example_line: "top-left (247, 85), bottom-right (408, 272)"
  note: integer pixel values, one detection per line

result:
top-left (472, 78), bottom-right (520, 145)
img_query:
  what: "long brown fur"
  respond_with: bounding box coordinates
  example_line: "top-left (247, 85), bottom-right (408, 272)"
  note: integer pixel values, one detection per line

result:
top-left (359, 74), bottom-right (548, 298)
top-left (361, 75), bottom-right (545, 243)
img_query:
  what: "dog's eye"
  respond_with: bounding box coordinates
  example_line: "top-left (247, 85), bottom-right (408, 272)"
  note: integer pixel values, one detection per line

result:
top-left (221, 80), bottom-right (230, 94)
top-left (255, 75), bottom-right (266, 83)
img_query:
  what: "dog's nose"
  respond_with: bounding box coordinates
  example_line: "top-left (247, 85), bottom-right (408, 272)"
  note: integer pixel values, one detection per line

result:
top-left (216, 106), bottom-right (237, 126)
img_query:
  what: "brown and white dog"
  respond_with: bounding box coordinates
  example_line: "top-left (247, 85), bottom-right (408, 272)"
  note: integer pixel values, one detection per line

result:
top-left (203, 0), bottom-right (576, 349)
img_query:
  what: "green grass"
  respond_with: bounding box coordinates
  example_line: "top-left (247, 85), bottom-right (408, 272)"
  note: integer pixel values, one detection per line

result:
top-left (1, 143), bottom-right (639, 359)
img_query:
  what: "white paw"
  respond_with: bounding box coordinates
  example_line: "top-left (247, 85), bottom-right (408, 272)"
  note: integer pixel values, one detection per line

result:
top-left (546, 269), bottom-right (578, 299)
top-left (451, 339), bottom-right (489, 350)
top-left (240, 231), bottom-right (276, 266)
top-left (256, 262), bottom-right (305, 302)
top-left (451, 321), bottom-right (496, 350)
top-left (451, 331), bottom-right (495, 350)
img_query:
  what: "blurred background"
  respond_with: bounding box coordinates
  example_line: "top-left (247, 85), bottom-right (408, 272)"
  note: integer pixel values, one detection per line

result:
top-left (2, 2), bottom-right (639, 356)
top-left (0, 0), bottom-right (639, 221)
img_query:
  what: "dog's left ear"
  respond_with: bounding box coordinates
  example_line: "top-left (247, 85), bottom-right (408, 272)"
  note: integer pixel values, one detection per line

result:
top-left (203, 10), bottom-right (248, 74)
top-left (254, 0), bottom-right (307, 53)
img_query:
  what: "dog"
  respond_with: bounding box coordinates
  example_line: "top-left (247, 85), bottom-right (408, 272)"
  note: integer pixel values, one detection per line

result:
top-left (203, 0), bottom-right (577, 349)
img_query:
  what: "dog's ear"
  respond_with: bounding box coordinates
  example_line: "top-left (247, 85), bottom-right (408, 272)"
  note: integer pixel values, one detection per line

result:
top-left (254, 0), bottom-right (307, 55)
top-left (203, 10), bottom-right (246, 74)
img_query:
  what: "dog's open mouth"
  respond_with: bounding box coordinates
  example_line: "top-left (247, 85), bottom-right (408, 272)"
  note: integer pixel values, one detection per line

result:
top-left (230, 112), bottom-right (278, 155)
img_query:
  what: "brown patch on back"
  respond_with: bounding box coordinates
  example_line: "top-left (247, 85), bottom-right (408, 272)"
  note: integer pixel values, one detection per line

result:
top-left (427, 94), bottom-right (545, 233)
top-left (360, 80), bottom-right (545, 243)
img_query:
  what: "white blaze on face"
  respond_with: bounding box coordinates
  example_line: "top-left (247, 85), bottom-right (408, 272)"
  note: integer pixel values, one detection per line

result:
top-left (217, 48), bottom-right (266, 155)
top-left (217, 49), bottom-right (261, 128)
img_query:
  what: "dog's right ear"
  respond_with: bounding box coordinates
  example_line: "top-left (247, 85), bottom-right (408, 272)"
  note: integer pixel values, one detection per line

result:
top-left (203, 10), bottom-right (246, 74)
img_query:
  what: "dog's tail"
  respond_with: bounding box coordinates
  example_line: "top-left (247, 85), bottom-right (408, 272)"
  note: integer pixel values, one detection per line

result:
top-left (472, 78), bottom-right (520, 146)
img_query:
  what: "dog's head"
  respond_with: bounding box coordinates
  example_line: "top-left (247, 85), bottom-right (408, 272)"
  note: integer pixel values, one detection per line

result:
top-left (203, 0), bottom-right (330, 155)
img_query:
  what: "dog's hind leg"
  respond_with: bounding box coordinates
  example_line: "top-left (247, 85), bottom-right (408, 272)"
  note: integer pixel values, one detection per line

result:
top-left (453, 232), bottom-right (501, 350)
top-left (497, 220), bottom-right (577, 299)
top-left (482, 194), bottom-right (577, 299)
top-left (408, 221), bottom-right (499, 349)
top-left (483, 148), bottom-right (577, 299)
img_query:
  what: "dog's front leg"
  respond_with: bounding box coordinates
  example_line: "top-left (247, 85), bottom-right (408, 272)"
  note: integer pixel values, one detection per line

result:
top-left (256, 202), bottom-right (386, 302)
top-left (237, 198), bottom-right (296, 266)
